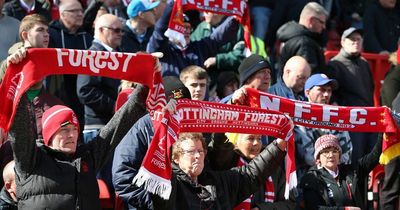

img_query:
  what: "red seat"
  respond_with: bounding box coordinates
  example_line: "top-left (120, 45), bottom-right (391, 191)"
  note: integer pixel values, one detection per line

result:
top-left (97, 179), bottom-right (114, 209)
top-left (324, 51), bottom-right (391, 106)
top-left (368, 165), bottom-right (385, 210)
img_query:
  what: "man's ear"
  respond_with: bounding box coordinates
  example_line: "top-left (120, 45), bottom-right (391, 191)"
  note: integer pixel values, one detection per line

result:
top-left (20, 31), bottom-right (28, 41)
top-left (305, 89), bottom-right (310, 98)
top-left (4, 181), bottom-right (12, 192)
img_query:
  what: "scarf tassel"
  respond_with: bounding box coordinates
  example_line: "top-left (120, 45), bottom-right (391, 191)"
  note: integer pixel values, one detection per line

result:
top-left (132, 167), bottom-right (172, 200)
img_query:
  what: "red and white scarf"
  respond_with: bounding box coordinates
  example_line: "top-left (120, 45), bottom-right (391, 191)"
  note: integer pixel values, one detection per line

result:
top-left (165, 0), bottom-right (251, 51)
top-left (245, 88), bottom-right (400, 165)
top-left (234, 157), bottom-right (275, 210)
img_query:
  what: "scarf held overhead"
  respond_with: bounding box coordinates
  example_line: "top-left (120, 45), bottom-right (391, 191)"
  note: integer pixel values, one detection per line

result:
top-left (133, 98), bottom-right (295, 199)
top-left (245, 88), bottom-right (400, 164)
top-left (0, 48), bottom-right (156, 131)
top-left (165, 0), bottom-right (251, 49)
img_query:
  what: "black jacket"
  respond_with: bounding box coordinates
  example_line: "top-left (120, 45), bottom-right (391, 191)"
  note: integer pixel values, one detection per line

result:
top-left (0, 187), bottom-right (17, 210)
top-left (300, 136), bottom-right (382, 210)
top-left (121, 24), bottom-right (154, 53)
top-left (363, 1), bottom-right (400, 53)
top-left (2, 0), bottom-right (51, 21)
top-left (151, 138), bottom-right (286, 209)
top-left (76, 41), bottom-right (121, 129)
top-left (277, 21), bottom-right (326, 75)
top-left (9, 85), bottom-right (148, 210)
top-left (208, 133), bottom-right (295, 210)
top-left (327, 49), bottom-right (374, 107)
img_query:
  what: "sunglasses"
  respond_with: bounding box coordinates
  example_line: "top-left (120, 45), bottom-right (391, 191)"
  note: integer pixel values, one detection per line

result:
top-left (102, 27), bottom-right (124, 34)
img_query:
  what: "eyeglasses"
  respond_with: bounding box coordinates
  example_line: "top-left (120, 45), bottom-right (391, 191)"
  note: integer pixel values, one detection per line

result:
top-left (313, 16), bottom-right (326, 25)
top-left (181, 149), bottom-right (205, 156)
top-left (102, 27), bottom-right (124, 34)
top-left (63, 9), bottom-right (84, 14)
top-left (320, 149), bottom-right (340, 157)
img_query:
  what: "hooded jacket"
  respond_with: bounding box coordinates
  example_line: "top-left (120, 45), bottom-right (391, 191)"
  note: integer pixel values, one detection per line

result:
top-left (2, 0), bottom-right (51, 21)
top-left (9, 85), bottom-right (148, 210)
top-left (277, 21), bottom-right (325, 75)
top-left (49, 20), bottom-right (93, 50)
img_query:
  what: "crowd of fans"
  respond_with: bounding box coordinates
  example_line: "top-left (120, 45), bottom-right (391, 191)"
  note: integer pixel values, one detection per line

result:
top-left (0, 0), bottom-right (399, 209)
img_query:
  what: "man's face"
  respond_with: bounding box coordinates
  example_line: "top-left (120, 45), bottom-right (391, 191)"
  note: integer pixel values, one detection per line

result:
top-left (183, 22), bottom-right (192, 45)
top-left (175, 139), bottom-right (205, 179)
top-left (285, 67), bottom-right (311, 94)
top-left (203, 12), bottom-right (224, 26)
top-left (60, 1), bottom-right (84, 30)
top-left (341, 32), bottom-right (363, 55)
top-left (141, 9), bottom-right (158, 27)
top-left (236, 134), bottom-right (262, 160)
top-left (379, 0), bottom-right (397, 9)
top-left (310, 15), bottom-right (326, 34)
top-left (223, 80), bottom-right (239, 97)
top-left (50, 124), bottom-right (79, 155)
top-left (25, 23), bottom-right (49, 48)
top-left (183, 77), bottom-right (207, 101)
top-left (305, 84), bottom-right (333, 104)
top-left (246, 68), bottom-right (271, 91)
top-left (101, 20), bottom-right (123, 49)
top-left (153, 0), bottom-right (166, 20)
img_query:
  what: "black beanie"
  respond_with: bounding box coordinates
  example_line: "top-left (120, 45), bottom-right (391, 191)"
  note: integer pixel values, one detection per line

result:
top-left (162, 76), bottom-right (191, 101)
top-left (238, 54), bottom-right (271, 86)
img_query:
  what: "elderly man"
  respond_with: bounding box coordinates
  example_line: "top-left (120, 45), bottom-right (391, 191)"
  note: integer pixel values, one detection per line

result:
top-left (10, 80), bottom-right (150, 210)
top-left (48, 0), bottom-right (93, 130)
top-left (120, 0), bottom-right (159, 53)
top-left (222, 54), bottom-right (271, 104)
top-left (77, 14), bottom-right (123, 142)
top-left (327, 27), bottom-right (376, 165)
top-left (0, 161), bottom-right (17, 209)
top-left (269, 56), bottom-right (311, 101)
top-left (294, 73), bottom-right (353, 180)
top-left (277, 2), bottom-right (328, 76)
top-left (151, 132), bottom-right (287, 209)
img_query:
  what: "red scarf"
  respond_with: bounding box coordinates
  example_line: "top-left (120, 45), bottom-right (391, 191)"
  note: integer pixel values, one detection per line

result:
top-left (0, 48), bottom-right (156, 131)
top-left (165, 0), bottom-right (251, 50)
top-left (133, 94), bottom-right (295, 199)
top-left (235, 157), bottom-right (275, 210)
top-left (0, 48), bottom-right (295, 201)
top-left (245, 88), bottom-right (400, 165)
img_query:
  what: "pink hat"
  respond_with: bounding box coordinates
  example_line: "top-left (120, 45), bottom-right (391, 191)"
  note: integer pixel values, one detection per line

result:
top-left (314, 134), bottom-right (342, 159)
top-left (42, 105), bottom-right (79, 146)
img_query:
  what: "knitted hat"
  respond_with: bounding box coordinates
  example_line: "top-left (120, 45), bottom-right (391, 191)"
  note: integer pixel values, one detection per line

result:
top-left (163, 76), bottom-right (191, 101)
top-left (314, 134), bottom-right (342, 159)
top-left (238, 54), bottom-right (271, 86)
top-left (127, 0), bottom-right (160, 18)
top-left (42, 105), bottom-right (80, 146)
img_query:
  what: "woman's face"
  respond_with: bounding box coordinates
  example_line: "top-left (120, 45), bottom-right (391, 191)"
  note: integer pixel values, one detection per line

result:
top-left (318, 147), bottom-right (340, 171)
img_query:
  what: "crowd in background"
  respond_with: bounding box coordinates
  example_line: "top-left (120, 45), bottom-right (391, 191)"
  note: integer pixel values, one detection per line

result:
top-left (0, 0), bottom-right (399, 209)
